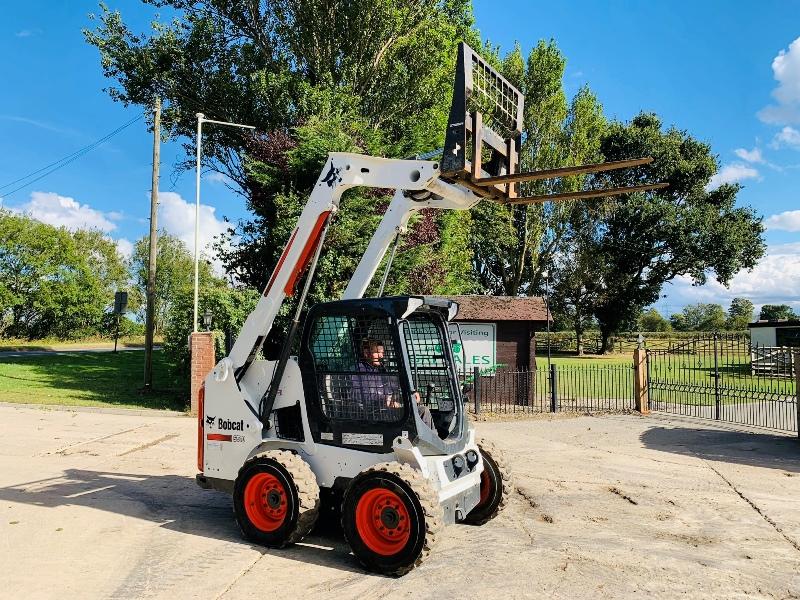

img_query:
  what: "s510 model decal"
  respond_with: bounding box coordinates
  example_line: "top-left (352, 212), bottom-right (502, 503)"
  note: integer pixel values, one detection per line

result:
top-left (206, 433), bottom-right (245, 443)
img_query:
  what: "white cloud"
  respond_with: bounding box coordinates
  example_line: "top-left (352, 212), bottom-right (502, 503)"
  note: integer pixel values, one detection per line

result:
top-left (116, 238), bottom-right (134, 261)
top-left (771, 125), bottom-right (800, 149)
top-left (157, 191), bottom-right (230, 273)
top-left (0, 115), bottom-right (79, 137)
top-left (734, 147), bottom-right (763, 163)
top-left (663, 242), bottom-right (800, 313)
top-left (15, 29), bottom-right (41, 38)
top-left (705, 163), bottom-right (759, 191)
top-left (9, 191), bottom-right (136, 263)
top-left (15, 191), bottom-right (117, 232)
top-left (205, 172), bottom-right (230, 184)
top-left (758, 36), bottom-right (800, 124)
top-left (765, 210), bottom-right (800, 232)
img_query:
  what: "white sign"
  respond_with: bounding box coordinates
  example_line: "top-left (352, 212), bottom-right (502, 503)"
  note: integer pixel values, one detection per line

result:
top-left (448, 322), bottom-right (496, 371)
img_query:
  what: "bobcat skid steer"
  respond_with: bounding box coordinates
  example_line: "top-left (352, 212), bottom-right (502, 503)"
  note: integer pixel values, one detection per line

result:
top-left (196, 42), bottom-right (663, 576)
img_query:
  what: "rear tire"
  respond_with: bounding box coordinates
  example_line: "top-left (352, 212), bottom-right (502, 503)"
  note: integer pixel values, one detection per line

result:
top-left (463, 441), bottom-right (510, 526)
top-left (342, 462), bottom-right (442, 576)
top-left (233, 450), bottom-right (319, 548)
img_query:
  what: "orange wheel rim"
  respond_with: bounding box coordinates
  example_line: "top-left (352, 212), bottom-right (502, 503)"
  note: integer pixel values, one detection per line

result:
top-left (355, 488), bottom-right (411, 556)
top-left (479, 468), bottom-right (491, 506)
top-left (244, 472), bottom-right (288, 532)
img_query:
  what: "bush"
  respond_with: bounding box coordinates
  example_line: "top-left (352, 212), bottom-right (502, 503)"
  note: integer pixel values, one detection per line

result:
top-left (162, 283), bottom-right (260, 386)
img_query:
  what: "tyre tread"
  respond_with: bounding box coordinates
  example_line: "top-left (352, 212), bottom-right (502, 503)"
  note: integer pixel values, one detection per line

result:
top-left (464, 439), bottom-right (511, 525)
top-left (343, 462), bottom-right (443, 576)
top-left (238, 449), bottom-right (320, 547)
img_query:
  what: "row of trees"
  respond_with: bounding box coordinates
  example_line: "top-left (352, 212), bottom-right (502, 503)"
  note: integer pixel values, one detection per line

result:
top-left (0, 211), bottom-right (256, 378)
top-left (0, 211), bottom-right (128, 339)
top-left (638, 300), bottom-right (798, 333)
top-left (85, 0), bottom-right (766, 355)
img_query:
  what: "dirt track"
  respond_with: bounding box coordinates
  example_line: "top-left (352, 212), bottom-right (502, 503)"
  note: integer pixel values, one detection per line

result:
top-left (1, 404), bottom-right (799, 599)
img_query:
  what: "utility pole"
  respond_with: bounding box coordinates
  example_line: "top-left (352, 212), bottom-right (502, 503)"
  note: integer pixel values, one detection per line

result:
top-left (144, 97), bottom-right (161, 390)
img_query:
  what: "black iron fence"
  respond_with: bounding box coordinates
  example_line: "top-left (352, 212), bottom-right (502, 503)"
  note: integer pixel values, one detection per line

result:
top-left (647, 333), bottom-right (798, 434)
top-left (462, 364), bottom-right (635, 414)
top-left (458, 334), bottom-right (798, 435)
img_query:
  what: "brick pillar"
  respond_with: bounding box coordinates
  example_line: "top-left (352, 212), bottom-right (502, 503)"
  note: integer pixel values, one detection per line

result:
top-left (633, 347), bottom-right (649, 414)
top-left (190, 332), bottom-right (215, 415)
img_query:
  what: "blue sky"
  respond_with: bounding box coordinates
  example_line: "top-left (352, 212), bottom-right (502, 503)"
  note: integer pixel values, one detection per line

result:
top-left (1, 1), bottom-right (798, 316)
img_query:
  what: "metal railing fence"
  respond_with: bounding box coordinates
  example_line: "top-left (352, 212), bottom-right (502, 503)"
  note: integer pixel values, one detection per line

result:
top-left (462, 364), bottom-right (635, 415)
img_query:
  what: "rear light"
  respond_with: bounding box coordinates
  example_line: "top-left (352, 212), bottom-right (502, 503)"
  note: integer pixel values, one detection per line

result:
top-left (197, 384), bottom-right (205, 472)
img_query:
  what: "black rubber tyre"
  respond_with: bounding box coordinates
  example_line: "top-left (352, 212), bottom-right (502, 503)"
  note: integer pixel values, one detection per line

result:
top-left (233, 450), bottom-right (319, 548)
top-left (341, 462), bottom-right (443, 577)
top-left (462, 441), bottom-right (510, 526)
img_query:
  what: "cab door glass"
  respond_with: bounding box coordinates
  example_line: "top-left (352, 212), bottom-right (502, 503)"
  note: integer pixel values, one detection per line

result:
top-left (309, 314), bottom-right (404, 422)
top-left (402, 314), bottom-right (456, 413)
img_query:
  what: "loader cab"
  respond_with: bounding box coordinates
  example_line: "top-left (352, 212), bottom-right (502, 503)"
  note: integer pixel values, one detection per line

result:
top-left (299, 296), bottom-right (467, 455)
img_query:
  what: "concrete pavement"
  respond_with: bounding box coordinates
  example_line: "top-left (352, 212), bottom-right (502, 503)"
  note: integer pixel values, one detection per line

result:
top-left (1, 404), bottom-right (799, 599)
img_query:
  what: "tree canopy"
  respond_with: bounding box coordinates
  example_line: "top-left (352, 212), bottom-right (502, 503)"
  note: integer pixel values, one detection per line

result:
top-left (0, 211), bottom-right (128, 339)
top-left (85, 5), bottom-right (767, 353)
top-left (727, 297), bottom-right (754, 330)
top-left (577, 114), bottom-right (764, 350)
top-left (759, 304), bottom-right (798, 321)
top-left (130, 231), bottom-right (215, 334)
top-left (86, 0), bottom-right (480, 300)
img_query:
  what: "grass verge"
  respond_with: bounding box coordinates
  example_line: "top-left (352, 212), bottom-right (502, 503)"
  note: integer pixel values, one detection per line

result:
top-left (0, 350), bottom-right (185, 411)
top-left (0, 336), bottom-right (163, 352)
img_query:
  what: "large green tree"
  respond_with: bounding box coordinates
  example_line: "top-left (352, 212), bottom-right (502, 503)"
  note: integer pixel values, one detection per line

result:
top-left (670, 303), bottom-right (727, 332)
top-left (86, 0), bottom-right (479, 300)
top-left (585, 114), bottom-right (765, 351)
top-left (727, 297), bottom-right (754, 330)
top-left (638, 308), bottom-right (671, 332)
top-left (130, 231), bottom-right (215, 334)
top-left (0, 211), bottom-right (128, 339)
top-left (759, 304), bottom-right (798, 321)
top-left (470, 41), bottom-right (606, 296)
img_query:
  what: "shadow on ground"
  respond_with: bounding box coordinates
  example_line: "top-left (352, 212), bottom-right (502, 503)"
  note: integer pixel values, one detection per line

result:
top-left (641, 425), bottom-right (800, 472)
top-left (0, 468), bottom-right (363, 574)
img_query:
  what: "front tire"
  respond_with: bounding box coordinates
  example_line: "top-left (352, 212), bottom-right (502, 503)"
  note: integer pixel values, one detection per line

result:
top-left (342, 462), bottom-right (442, 576)
top-left (233, 450), bottom-right (319, 548)
top-left (463, 441), bottom-right (510, 525)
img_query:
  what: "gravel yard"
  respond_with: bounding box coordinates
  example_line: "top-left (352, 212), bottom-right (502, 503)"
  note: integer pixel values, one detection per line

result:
top-left (1, 404), bottom-right (798, 599)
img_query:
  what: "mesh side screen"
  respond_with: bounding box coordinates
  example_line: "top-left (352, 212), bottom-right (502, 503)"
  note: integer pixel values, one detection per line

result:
top-left (309, 314), bottom-right (403, 422)
top-left (403, 315), bottom-right (456, 412)
top-left (468, 54), bottom-right (520, 139)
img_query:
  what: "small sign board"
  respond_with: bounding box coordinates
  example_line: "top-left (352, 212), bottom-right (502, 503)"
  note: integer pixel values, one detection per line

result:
top-left (448, 322), bottom-right (497, 372)
top-left (113, 291), bottom-right (128, 315)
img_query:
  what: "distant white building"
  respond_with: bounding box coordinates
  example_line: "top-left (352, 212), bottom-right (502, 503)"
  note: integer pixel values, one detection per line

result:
top-left (747, 319), bottom-right (800, 347)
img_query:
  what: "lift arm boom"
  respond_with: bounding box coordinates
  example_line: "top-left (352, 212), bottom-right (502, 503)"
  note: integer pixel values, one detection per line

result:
top-left (227, 152), bottom-right (480, 374)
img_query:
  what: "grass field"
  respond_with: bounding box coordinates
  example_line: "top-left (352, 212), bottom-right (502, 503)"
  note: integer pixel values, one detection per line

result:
top-left (0, 350), bottom-right (185, 411)
top-left (475, 350), bottom-right (795, 410)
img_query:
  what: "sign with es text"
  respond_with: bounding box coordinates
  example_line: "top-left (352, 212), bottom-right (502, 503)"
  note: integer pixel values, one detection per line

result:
top-left (448, 322), bottom-right (496, 372)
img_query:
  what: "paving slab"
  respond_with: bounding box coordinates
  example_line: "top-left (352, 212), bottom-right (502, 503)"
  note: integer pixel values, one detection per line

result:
top-left (0, 404), bottom-right (798, 599)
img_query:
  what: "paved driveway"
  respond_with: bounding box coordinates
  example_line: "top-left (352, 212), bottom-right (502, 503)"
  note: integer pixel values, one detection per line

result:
top-left (1, 404), bottom-right (798, 599)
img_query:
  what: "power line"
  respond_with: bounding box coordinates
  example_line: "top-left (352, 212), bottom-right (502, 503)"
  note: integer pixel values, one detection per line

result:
top-left (0, 113), bottom-right (144, 198)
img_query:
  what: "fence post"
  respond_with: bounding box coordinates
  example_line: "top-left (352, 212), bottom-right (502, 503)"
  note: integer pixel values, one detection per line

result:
top-left (549, 364), bottom-right (558, 412)
top-left (795, 351), bottom-right (799, 439)
top-left (633, 347), bottom-right (649, 414)
top-left (473, 366), bottom-right (480, 414)
top-left (713, 332), bottom-right (721, 420)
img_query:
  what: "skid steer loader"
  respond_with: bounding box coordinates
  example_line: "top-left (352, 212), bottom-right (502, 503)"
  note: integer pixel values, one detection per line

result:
top-left (196, 42), bottom-right (665, 575)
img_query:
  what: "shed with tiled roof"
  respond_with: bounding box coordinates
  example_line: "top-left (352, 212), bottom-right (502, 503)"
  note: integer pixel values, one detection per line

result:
top-left (440, 295), bottom-right (552, 371)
